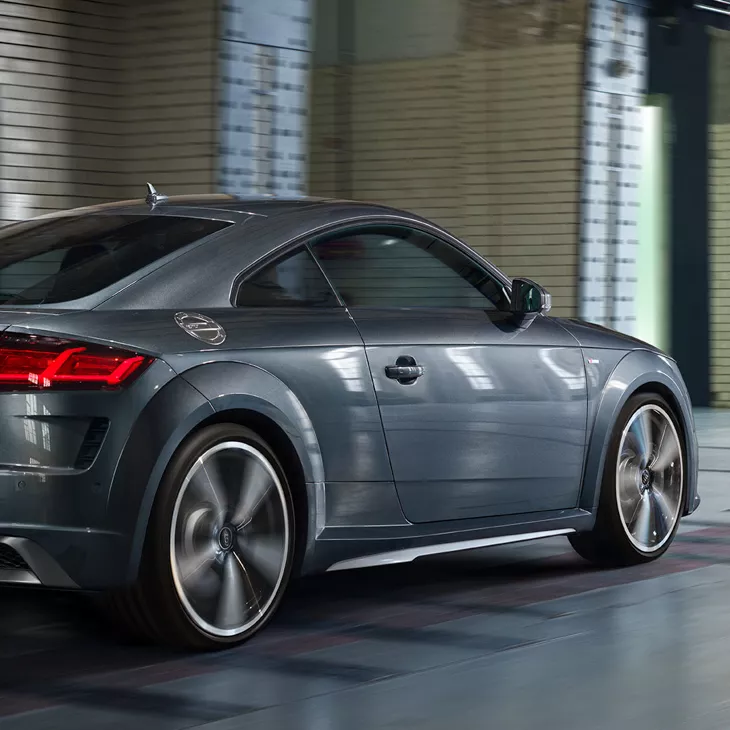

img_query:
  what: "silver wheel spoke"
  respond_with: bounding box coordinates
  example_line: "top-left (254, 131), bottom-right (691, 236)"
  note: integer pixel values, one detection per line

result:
top-left (631, 495), bottom-right (652, 546)
top-left (189, 457), bottom-right (228, 517)
top-left (651, 489), bottom-right (676, 537)
top-left (651, 432), bottom-right (680, 473)
top-left (237, 533), bottom-right (285, 586)
top-left (630, 410), bottom-right (654, 468)
top-left (178, 543), bottom-right (218, 590)
top-left (216, 553), bottom-right (248, 629)
top-left (232, 459), bottom-right (273, 528)
top-left (617, 461), bottom-right (640, 498)
top-left (620, 488), bottom-right (642, 524)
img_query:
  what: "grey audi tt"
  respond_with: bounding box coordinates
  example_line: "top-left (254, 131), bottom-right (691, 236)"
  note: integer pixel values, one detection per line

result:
top-left (0, 188), bottom-right (698, 649)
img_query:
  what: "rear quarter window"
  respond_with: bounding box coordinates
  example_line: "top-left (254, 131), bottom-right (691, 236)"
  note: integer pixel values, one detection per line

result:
top-left (0, 214), bottom-right (231, 305)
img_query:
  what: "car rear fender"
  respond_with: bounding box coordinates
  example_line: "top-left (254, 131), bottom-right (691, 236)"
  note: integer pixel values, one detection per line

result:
top-left (579, 349), bottom-right (699, 518)
top-left (119, 361), bottom-right (325, 583)
top-left (180, 361), bottom-right (326, 573)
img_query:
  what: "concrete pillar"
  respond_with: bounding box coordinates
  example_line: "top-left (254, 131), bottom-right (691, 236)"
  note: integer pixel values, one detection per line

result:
top-left (218, 0), bottom-right (312, 196)
top-left (579, 0), bottom-right (649, 335)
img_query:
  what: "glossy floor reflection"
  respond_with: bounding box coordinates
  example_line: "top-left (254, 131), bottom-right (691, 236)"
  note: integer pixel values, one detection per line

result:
top-left (0, 409), bottom-right (729, 729)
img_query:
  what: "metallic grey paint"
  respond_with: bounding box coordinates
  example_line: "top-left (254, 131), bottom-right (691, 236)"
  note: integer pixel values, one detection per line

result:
top-left (0, 196), bottom-right (699, 591)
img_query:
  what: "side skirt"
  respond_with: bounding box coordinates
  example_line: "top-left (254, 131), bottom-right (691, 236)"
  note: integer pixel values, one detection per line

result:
top-left (327, 528), bottom-right (575, 572)
top-left (303, 508), bottom-right (594, 575)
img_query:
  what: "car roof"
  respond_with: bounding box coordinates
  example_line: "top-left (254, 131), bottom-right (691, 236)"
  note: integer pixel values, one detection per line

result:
top-left (48, 194), bottom-right (402, 221)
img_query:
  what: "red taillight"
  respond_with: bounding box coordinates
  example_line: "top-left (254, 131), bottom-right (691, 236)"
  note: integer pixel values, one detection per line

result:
top-left (0, 334), bottom-right (153, 391)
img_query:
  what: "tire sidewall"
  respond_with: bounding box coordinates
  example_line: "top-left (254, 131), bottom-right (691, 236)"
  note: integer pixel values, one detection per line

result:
top-left (142, 423), bottom-right (296, 649)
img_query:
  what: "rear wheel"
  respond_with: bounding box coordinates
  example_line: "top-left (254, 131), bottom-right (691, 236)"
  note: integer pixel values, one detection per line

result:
top-left (569, 393), bottom-right (685, 567)
top-left (109, 424), bottom-right (295, 650)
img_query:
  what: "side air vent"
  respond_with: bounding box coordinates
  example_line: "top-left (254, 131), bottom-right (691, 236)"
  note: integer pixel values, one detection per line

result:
top-left (0, 543), bottom-right (30, 571)
top-left (74, 418), bottom-right (110, 470)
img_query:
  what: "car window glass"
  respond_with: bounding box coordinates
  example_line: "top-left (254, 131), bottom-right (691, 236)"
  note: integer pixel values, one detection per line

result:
top-left (0, 214), bottom-right (231, 305)
top-left (310, 227), bottom-right (509, 310)
top-left (236, 247), bottom-right (339, 307)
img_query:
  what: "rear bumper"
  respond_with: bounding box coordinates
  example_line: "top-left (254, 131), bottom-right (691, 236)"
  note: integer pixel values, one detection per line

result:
top-left (0, 535), bottom-right (77, 588)
top-left (0, 360), bottom-right (197, 591)
top-left (0, 529), bottom-right (131, 589)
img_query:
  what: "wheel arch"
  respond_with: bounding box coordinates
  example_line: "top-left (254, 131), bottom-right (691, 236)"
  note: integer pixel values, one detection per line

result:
top-left (117, 361), bottom-right (325, 584)
top-left (579, 349), bottom-right (699, 518)
top-left (182, 407), bottom-right (311, 576)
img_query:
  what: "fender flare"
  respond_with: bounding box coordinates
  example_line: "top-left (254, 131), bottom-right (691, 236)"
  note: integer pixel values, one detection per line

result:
top-left (117, 361), bottom-right (326, 582)
top-left (578, 349), bottom-right (698, 517)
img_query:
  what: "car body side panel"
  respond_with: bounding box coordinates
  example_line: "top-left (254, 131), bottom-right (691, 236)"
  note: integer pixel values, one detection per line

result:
top-left (165, 309), bottom-right (393, 485)
top-left (578, 348), bottom-right (699, 518)
top-left (350, 309), bottom-right (589, 522)
top-left (555, 318), bottom-right (665, 353)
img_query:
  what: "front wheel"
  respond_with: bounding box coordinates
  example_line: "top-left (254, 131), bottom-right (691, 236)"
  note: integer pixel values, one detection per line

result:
top-left (570, 393), bottom-right (685, 567)
top-left (109, 424), bottom-right (295, 650)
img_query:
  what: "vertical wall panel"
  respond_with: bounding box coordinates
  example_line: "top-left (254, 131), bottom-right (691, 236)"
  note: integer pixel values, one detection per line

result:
top-left (219, 0), bottom-right (311, 196)
top-left (579, 0), bottom-right (649, 334)
top-left (710, 28), bottom-right (730, 406)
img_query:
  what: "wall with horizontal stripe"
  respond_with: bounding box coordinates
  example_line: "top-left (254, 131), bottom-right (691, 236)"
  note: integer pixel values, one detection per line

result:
top-left (710, 28), bottom-right (730, 406)
top-left (0, 0), bottom-right (125, 224)
top-left (0, 0), bottom-right (219, 225)
top-left (120, 0), bottom-right (218, 198)
top-left (309, 0), bottom-right (585, 317)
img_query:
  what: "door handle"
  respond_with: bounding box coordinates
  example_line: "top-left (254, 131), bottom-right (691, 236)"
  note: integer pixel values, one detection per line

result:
top-left (385, 356), bottom-right (424, 385)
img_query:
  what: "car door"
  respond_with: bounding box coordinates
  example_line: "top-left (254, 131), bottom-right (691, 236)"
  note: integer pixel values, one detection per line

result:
top-left (310, 224), bottom-right (588, 523)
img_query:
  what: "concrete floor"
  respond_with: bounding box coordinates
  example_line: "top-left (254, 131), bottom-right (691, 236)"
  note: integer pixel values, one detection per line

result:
top-left (1, 409), bottom-right (730, 729)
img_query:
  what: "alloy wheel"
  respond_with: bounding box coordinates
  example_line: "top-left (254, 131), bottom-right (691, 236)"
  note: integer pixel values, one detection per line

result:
top-left (616, 404), bottom-right (683, 553)
top-left (169, 440), bottom-right (291, 638)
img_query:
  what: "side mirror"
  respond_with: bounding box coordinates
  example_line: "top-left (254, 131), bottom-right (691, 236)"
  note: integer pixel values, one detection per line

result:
top-left (510, 278), bottom-right (551, 315)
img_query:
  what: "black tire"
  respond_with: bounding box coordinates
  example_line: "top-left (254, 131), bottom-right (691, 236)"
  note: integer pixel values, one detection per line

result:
top-left (569, 393), bottom-right (685, 567)
top-left (107, 424), bottom-right (296, 650)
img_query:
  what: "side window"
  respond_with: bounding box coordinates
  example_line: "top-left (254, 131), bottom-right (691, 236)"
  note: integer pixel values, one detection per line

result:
top-left (235, 247), bottom-right (339, 308)
top-left (310, 226), bottom-right (509, 310)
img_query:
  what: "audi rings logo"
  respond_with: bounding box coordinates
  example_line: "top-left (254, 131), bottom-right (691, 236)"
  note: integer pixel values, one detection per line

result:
top-left (174, 312), bottom-right (227, 346)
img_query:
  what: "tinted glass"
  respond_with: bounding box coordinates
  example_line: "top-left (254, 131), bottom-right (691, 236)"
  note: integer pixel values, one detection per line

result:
top-left (311, 227), bottom-right (509, 310)
top-left (0, 214), bottom-right (231, 305)
top-left (236, 248), bottom-right (338, 307)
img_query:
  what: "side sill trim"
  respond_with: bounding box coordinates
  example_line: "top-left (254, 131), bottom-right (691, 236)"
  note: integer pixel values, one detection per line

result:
top-left (326, 528), bottom-right (576, 572)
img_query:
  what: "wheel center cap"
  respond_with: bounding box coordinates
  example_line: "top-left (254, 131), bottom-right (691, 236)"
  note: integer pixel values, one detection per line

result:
top-left (641, 469), bottom-right (652, 489)
top-left (218, 526), bottom-right (234, 551)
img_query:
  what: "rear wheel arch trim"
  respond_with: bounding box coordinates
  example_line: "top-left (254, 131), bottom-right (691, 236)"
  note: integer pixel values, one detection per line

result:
top-left (578, 352), bottom-right (696, 518)
top-left (179, 361), bottom-right (325, 486)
